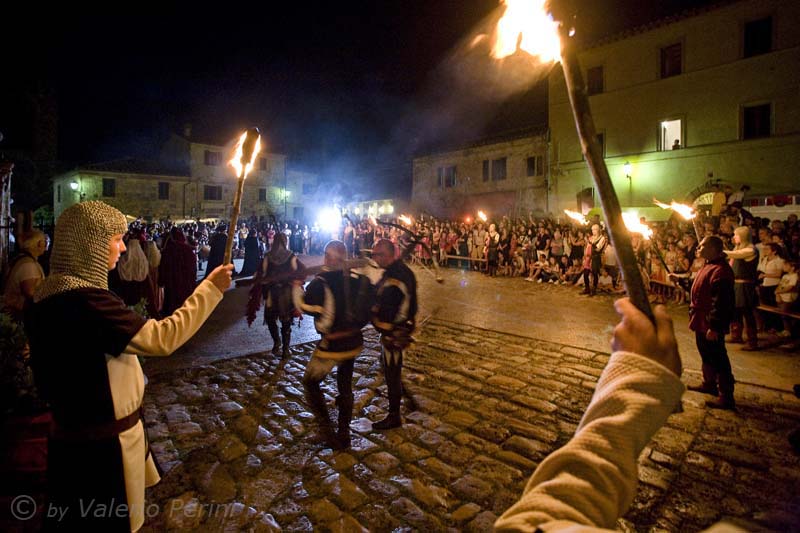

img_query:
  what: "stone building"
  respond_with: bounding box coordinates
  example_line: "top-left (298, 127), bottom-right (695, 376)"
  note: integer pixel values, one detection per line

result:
top-left (413, 0), bottom-right (799, 219)
top-left (549, 0), bottom-right (800, 214)
top-left (52, 131), bottom-right (317, 221)
top-left (412, 128), bottom-right (548, 219)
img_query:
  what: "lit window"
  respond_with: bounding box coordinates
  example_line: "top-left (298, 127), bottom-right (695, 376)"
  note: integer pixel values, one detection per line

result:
top-left (659, 119), bottom-right (682, 150)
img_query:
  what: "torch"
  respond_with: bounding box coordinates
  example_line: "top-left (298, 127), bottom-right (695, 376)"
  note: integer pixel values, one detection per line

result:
top-left (491, 1), bottom-right (653, 321)
top-left (564, 209), bottom-right (588, 226)
top-left (477, 210), bottom-right (488, 223)
top-left (654, 198), bottom-right (702, 241)
top-left (224, 128), bottom-right (262, 266)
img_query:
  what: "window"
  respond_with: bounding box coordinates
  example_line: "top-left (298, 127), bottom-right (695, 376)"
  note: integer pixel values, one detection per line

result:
top-left (744, 16), bottom-right (772, 58)
top-left (660, 43), bottom-right (682, 78)
top-left (158, 181), bottom-right (170, 200)
top-left (491, 158), bottom-right (507, 181)
top-left (204, 150), bottom-right (222, 166)
top-left (659, 119), bottom-right (683, 150)
top-left (293, 207), bottom-right (304, 219)
top-left (742, 103), bottom-right (771, 139)
top-left (527, 156), bottom-right (544, 177)
top-left (437, 165), bottom-right (457, 188)
top-left (258, 188), bottom-right (267, 202)
top-left (102, 178), bottom-right (116, 197)
top-left (57, 184), bottom-right (61, 203)
top-left (577, 187), bottom-right (595, 213)
top-left (482, 160), bottom-right (490, 182)
top-left (587, 66), bottom-right (603, 95)
top-left (203, 185), bottom-right (223, 201)
top-left (259, 158), bottom-right (268, 171)
top-left (302, 183), bottom-right (314, 195)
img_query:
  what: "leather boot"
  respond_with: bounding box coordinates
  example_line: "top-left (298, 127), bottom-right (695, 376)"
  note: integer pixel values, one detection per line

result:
top-left (281, 324), bottom-right (292, 358)
top-left (373, 361), bottom-right (403, 430)
top-left (726, 322), bottom-right (744, 344)
top-left (706, 373), bottom-right (736, 410)
top-left (304, 381), bottom-right (337, 445)
top-left (267, 321), bottom-right (281, 355)
top-left (741, 327), bottom-right (759, 351)
top-left (688, 364), bottom-right (719, 395)
top-left (334, 394), bottom-right (354, 449)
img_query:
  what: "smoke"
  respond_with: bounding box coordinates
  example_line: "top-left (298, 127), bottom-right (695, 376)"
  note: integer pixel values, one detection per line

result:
top-left (388, 6), bottom-right (555, 157)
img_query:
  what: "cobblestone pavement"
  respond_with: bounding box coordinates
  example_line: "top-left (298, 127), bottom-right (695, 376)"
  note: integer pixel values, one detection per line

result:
top-left (141, 321), bottom-right (800, 532)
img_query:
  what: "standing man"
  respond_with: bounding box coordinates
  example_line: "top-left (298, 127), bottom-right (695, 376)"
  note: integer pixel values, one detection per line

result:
top-left (370, 239), bottom-right (418, 430)
top-left (684, 235), bottom-right (737, 410)
top-left (293, 240), bottom-right (373, 449)
top-left (259, 232), bottom-right (301, 357)
top-left (204, 223), bottom-right (228, 279)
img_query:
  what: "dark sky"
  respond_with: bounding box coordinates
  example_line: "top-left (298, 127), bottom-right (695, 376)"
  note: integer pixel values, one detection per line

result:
top-left (6, 0), bottom-right (715, 171)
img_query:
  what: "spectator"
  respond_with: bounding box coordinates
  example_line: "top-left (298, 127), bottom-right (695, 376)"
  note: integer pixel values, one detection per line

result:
top-left (159, 228), bottom-right (198, 316)
top-left (2, 229), bottom-right (47, 322)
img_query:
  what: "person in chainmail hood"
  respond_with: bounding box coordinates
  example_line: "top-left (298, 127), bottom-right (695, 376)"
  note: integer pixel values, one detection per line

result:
top-left (27, 201), bottom-right (233, 531)
top-left (256, 231), bottom-right (302, 356)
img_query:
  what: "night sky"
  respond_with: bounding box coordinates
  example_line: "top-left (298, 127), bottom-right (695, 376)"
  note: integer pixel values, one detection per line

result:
top-left (5, 0), bottom-right (714, 174)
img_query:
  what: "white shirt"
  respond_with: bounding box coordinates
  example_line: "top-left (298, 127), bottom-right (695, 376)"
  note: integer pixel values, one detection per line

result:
top-left (777, 272), bottom-right (798, 303)
top-left (2, 257), bottom-right (44, 313)
top-left (758, 256), bottom-right (784, 287)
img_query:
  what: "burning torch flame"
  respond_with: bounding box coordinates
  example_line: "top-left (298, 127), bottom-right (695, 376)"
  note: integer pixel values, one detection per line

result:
top-left (492, 0), bottom-right (561, 62)
top-left (478, 210), bottom-right (488, 222)
top-left (564, 209), bottom-right (588, 225)
top-left (399, 215), bottom-right (413, 226)
top-left (229, 128), bottom-right (262, 179)
top-left (622, 212), bottom-right (653, 240)
top-left (654, 198), bottom-right (696, 220)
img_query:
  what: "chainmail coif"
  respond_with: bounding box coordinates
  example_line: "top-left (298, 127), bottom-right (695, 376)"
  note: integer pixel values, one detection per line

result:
top-left (34, 201), bottom-right (128, 302)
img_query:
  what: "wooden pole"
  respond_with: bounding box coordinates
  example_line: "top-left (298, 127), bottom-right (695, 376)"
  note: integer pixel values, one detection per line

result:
top-left (559, 32), bottom-right (655, 322)
top-left (223, 173), bottom-right (246, 265)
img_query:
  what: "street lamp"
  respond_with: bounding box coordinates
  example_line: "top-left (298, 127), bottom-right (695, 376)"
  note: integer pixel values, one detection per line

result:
top-left (69, 181), bottom-right (79, 191)
top-left (623, 161), bottom-right (632, 205)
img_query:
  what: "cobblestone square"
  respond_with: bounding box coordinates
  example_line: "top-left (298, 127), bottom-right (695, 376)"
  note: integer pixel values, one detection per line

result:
top-left (141, 314), bottom-right (800, 532)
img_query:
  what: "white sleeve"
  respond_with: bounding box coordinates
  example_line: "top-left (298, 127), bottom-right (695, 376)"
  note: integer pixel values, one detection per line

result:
top-left (124, 280), bottom-right (224, 356)
top-left (494, 351), bottom-right (685, 532)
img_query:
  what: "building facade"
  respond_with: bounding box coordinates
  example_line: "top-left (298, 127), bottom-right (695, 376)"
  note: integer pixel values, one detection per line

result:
top-left (549, 0), bottom-right (800, 214)
top-left (53, 133), bottom-right (317, 221)
top-left (411, 130), bottom-right (548, 219)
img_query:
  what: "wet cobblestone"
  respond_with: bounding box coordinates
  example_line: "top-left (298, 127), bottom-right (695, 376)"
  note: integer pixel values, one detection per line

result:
top-left (141, 322), bottom-right (800, 532)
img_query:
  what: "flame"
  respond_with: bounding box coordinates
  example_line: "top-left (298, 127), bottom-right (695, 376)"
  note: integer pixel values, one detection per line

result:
top-left (564, 209), bottom-right (588, 225)
top-left (399, 214), bottom-right (413, 226)
top-left (492, 0), bottom-right (561, 62)
top-left (622, 212), bottom-right (652, 240)
top-left (478, 210), bottom-right (488, 222)
top-left (653, 198), bottom-right (696, 220)
top-left (229, 131), bottom-right (262, 179)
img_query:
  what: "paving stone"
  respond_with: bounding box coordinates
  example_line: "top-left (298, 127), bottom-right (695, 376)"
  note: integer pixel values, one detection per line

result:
top-left (328, 452), bottom-right (359, 471)
top-left (418, 457), bottom-right (461, 483)
top-left (451, 475), bottom-right (493, 503)
top-left (322, 473), bottom-right (368, 511)
top-left (467, 510), bottom-right (499, 532)
top-left (199, 462), bottom-right (237, 502)
top-left (327, 514), bottom-right (369, 533)
top-left (215, 434), bottom-right (248, 462)
top-left (451, 502), bottom-right (481, 523)
top-left (502, 435), bottom-right (552, 459)
top-left (362, 452), bottom-right (400, 474)
top-left (442, 409), bottom-right (479, 427)
top-left (170, 421), bottom-right (203, 437)
top-left (496, 450), bottom-right (537, 471)
top-left (309, 498), bottom-right (342, 523)
top-left (232, 414), bottom-right (260, 443)
top-left (216, 401), bottom-right (244, 415)
top-left (396, 441), bottom-right (432, 462)
top-left (164, 491), bottom-right (205, 529)
top-left (486, 374), bottom-right (528, 390)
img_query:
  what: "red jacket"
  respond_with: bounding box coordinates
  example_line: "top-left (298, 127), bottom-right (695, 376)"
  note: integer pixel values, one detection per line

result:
top-left (689, 257), bottom-right (735, 333)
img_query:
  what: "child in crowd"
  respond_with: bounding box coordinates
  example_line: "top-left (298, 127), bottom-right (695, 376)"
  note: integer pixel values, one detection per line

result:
top-left (775, 260), bottom-right (799, 337)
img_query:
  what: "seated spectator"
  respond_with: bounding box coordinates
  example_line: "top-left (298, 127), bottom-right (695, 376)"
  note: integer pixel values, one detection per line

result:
top-left (775, 260), bottom-right (799, 338)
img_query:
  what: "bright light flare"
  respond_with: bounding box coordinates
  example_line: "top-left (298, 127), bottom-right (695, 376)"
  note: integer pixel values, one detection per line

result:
top-left (564, 209), bottom-right (588, 225)
top-left (654, 198), bottom-right (696, 220)
top-left (317, 208), bottom-right (341, 234)
top-left (229, 131), bottom-right (262, 179)
top-left (399, 215), bottom-right (413, 226)
top-left (622, 212), bottom-right (652, 240)
top-left (492, 0), bottom-right (561, 62)
top-left (478, 210), bottom-right (488, 222)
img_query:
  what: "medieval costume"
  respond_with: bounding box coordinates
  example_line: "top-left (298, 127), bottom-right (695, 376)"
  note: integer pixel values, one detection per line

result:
top-left (159, 228), bottom-right (197, 317)
top-left (240, 229), bottom-right (262, 277)
top-left (27, 201), bottom-right (224, 531)
top-left (371, 256), bottom-right (418, 430)
top-left (582, 225), bottom-right (607, 296)
top-left (688, 243), bottom-right (736, 409)
top-left (293, 242), bottom-right (373, 448)
top-left (725, 226), bottom-right (759, 350)
top-left (486, 224), bottom-right (500, 277)
top-left (259, 233), bottom-right (300, 356)
top-left (109, 237), bottom-right (160, 319)
top-left (203, 225), bottom-right (228, 279)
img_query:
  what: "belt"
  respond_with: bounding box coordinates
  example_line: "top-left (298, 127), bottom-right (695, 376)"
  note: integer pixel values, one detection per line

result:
top-left (53, 407), bottom-right (142, 441)
top-left (322, 329), bottom-right (360, 341)
top-left (734, 279), bottom-right (756, 284)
